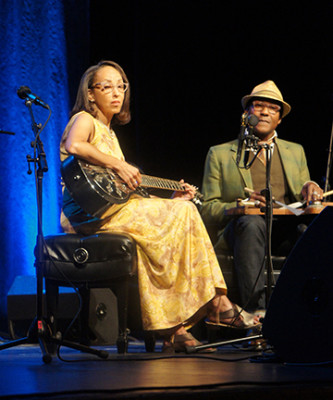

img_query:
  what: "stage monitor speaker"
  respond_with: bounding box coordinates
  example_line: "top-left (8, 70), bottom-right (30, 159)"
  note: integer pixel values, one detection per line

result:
top-left (85, 288), bottom-right (118, 346)
top-left (263, 206), bottom-right (333, 363)
top-left (7, 276), bottom-right (118, 345)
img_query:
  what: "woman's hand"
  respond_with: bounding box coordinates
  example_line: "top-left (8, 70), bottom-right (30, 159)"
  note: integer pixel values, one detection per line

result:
top-left (172, 180), bottom-right (197, 201)
top-left (113, 159), bottom-right (142, 191)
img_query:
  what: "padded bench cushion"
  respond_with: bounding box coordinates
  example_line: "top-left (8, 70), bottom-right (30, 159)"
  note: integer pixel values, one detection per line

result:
top-left (41, 233), bottom-right (137, 282)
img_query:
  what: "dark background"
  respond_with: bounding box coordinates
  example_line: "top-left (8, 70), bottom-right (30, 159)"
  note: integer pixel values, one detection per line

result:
top-left (85, 0), bottom-right (331, 189)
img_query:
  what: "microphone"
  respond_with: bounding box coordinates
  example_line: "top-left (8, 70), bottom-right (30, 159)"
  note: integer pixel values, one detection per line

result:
top-left (243, 114), bottom-right (259, 166)
top-left (0, 130), bottom-right (15, 135)
top-left (17, 86), bottom-right (49, 109)
top-left (236, 111), bottom-right (248, 165)
top-left (248, 114), bottom-right (259, 128)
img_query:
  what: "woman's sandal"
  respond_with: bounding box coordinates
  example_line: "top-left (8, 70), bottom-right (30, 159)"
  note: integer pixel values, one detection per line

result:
top-left (161, 339), bottom-right (176, 354)
top-left (206, 303), bottom-right (262, 330)
top-left (162, 332), bottom-right (216, 353)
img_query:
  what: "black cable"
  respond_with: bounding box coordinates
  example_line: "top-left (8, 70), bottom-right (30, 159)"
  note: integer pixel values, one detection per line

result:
top-left (54, 349), bottom-right (261, 363)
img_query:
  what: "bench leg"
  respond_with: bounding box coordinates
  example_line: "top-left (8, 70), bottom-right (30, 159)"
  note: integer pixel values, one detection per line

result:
top-left (113, 279), bottom-right (129, 353)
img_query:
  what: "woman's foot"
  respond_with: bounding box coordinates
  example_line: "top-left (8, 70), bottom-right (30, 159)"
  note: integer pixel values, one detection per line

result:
top-left (207, 295), bottom-right (261, 329)
top-left (162, 326), bottom-right (216, 353)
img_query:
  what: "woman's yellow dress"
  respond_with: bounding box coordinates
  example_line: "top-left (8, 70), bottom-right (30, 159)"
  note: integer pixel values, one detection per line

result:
top-left (60, 112), bottom-right (227, 331)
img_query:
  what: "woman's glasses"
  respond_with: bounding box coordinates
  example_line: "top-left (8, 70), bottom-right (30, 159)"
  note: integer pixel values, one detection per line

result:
top-left (90, 81), bottom-right (129, 94)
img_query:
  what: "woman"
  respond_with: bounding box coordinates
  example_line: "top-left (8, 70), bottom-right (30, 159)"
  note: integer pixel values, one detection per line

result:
top-left (60, 60), bottom-right (259, 352)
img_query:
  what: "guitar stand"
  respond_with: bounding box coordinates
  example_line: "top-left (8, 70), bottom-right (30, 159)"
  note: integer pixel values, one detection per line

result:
top-left (0, 100), bottom-right (108, 363)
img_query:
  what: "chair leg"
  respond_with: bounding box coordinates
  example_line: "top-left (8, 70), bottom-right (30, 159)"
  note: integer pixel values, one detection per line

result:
top-left (45, 281), bottom-right (59, 337)
top-left (144, 331), bottom-right (156, 352)
top-left (78, 287), bottom-right (91, 346)
top-left (112, 279), bottom-right (129, 353)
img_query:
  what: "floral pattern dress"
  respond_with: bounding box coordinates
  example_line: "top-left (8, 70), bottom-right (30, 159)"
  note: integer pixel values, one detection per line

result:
top-left (60, 112), bottom-right (227, 331)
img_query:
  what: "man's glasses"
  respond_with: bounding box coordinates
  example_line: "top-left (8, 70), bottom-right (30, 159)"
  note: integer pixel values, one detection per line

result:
top-left (251, 101), bottom-right (281, 115)
top-left (90, 81), bottom-right (129, 94)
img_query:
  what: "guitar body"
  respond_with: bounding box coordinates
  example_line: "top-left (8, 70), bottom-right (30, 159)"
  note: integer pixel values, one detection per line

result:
top-left (61, 156), bottom-right (139, 217)
top-left (61, 156), bottom-right (203, 218)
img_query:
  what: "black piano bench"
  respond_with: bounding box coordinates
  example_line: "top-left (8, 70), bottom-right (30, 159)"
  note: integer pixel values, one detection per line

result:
top-left (41, 232), bottom-right (138, 353)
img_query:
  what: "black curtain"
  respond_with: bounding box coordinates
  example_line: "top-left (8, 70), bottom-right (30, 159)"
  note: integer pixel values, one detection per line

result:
top-left (89, 0), bottom-right (332, 189)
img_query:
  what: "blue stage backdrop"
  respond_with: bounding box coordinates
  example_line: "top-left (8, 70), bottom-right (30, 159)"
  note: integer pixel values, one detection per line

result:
top-left (0, 0), bottom-right (89, 323)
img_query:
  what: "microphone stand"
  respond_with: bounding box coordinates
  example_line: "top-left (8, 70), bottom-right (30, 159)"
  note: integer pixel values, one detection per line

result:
top-left (188, 122), bottom-right (278, 353)
top-left (188, 120), bottom-right (281, 353)
top-left (238, 123), bottom-right (275, 306)
top-left (324, 122), bottom-right (333, 195)
top-left (260, 144), bottom-right (274, 305)
top-left (0, 100), bottom-right (108, 363)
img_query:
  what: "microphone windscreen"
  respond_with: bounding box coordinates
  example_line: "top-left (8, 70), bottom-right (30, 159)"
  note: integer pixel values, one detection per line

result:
top-left (17, 86), bottom-right (31, 99)
top-left (248, 114), bottom-right (259, 127)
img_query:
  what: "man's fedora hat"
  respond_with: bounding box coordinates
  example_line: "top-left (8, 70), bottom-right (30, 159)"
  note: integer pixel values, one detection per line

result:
top-left (241, 80), bottom-right (291, 118)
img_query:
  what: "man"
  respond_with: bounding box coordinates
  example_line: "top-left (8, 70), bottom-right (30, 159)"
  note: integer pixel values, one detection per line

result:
top-left (201, 80), bottom-right (323, 313)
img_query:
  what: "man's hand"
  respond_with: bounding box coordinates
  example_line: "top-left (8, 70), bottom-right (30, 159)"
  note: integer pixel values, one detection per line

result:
top-left (301, 182), bottom-right (323, 204)
top-left (245, 187), bottom-right (266, 208)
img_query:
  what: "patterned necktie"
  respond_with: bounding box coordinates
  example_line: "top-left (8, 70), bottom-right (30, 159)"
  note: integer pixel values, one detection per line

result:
top-left (257, 135), bottom-right (276, 166)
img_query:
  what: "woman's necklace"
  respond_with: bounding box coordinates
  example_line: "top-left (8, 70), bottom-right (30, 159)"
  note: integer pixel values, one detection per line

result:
top-left (108, 128), bottom-right (116, 139)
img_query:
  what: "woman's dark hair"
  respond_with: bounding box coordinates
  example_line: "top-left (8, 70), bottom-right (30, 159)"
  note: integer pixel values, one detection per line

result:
top-left (70, 60), bottom-right (131, 126)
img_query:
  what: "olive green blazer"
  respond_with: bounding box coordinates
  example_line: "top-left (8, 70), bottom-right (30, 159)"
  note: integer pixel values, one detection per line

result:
top-left (201, 138), bottom-right (310, 243)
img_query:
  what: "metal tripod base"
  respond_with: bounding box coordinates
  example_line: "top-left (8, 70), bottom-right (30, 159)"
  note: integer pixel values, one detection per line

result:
top-left (0, 318), bottom-right (109, 363)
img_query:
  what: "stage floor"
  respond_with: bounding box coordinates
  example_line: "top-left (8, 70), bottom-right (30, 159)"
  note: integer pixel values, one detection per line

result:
top-left (0, 336), bottom-right (333, 400)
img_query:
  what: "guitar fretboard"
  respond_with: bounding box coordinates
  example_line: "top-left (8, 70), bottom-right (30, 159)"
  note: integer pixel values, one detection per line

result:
top-left (141, 175), bottom-right (185, 191)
